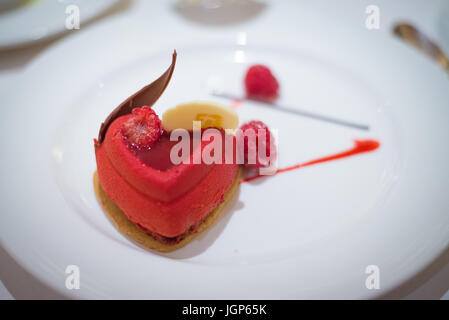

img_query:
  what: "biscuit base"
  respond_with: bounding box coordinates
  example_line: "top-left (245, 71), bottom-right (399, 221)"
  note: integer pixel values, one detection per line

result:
top-left (93, 168), bottom-right (241, 252)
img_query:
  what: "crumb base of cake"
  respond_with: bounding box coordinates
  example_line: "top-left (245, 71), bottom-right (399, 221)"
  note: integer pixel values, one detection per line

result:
top-left (93, 168), bottom-right (241, 252)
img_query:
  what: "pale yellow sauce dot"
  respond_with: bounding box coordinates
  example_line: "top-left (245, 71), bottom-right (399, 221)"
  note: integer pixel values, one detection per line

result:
top-left (162, 101), bottom-right (239, 131)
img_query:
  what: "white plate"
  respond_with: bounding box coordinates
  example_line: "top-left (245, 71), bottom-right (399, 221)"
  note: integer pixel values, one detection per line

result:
top-left (0, 0), bottom-right (118, 50)
top-left (1, 2), bottom-right (449, 299)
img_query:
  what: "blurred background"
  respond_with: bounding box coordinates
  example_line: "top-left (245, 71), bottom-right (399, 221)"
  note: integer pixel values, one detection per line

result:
top-left (1, 0), bottom-right (449, 299)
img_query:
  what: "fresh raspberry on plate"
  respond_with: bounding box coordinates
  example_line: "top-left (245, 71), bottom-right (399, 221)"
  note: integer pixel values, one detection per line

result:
top-left (239, 120), bottom-right (276, 168)
top-left (244, 65), bottom-right (279, 101)
top-left (121, 106), bottom-right (161, 149)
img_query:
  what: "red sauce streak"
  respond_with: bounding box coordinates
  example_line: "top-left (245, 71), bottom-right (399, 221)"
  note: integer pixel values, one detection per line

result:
top-left (241, 139), bottom-right (380, 183)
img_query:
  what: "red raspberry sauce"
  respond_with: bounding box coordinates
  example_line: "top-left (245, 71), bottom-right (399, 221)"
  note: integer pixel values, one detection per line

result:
top-left (241, 139), bottom-right (380, 183)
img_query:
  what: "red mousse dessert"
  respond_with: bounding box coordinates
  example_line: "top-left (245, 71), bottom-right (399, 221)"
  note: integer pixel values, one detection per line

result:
top-left (93, 52), bottom-right (241, 252)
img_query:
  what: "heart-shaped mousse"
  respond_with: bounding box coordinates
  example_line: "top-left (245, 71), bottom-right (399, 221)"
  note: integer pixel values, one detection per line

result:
top-left (95, 108), bottom-right (238, 238)
top-left (94, 52), bottom-right (239, 238)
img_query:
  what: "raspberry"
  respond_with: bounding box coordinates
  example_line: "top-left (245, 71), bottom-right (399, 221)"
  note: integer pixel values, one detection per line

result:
top-left (121, 106), bottom-right (161, 149)
top-left (244, 65), bottom-right (279, 101)
top-left (239, 120), bottom-right (276, 168)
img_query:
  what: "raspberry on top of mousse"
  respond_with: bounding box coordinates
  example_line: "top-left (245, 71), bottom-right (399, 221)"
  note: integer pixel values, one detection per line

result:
top-left (239, 120), bottom-right (277, 168)
top-left (121, 106), bottom-right (162, 149)
top-left (244, 65), bottom-right (279, 102)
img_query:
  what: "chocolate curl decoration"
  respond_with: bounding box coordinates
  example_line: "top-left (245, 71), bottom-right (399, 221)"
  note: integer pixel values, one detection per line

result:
top-left (96, 50), bottom-right (177, 146)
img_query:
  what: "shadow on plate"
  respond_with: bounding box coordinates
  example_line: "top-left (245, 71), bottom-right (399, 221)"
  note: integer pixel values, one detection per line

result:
top-left (160, 187), bottom-right (244, 259)
top-left (0, 245), bottom-right (68, 299)
top-left (377, 246), bottom-right (449, 299)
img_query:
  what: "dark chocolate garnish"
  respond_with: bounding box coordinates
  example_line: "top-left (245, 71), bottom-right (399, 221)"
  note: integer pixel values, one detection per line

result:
top-left (96, 50), bottom-right (177, 146)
